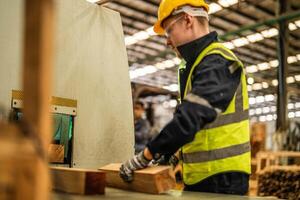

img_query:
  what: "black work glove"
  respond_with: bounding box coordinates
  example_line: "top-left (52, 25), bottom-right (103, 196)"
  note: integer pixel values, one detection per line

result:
top-left (119, 151), bottom-right (151, 182)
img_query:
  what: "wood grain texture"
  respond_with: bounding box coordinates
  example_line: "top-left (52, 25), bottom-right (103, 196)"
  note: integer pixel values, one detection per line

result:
top-left (48, 144), bottom-right (64, 163)
top-left (99, 163), bottom-right (176, 194)
top-left (51, 167), bottom-right (105, 195)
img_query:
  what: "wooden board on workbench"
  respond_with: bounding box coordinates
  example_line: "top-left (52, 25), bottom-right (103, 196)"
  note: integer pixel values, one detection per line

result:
top-left (99, 163), bottom-right (176, 194)
top-left (51, 167), bottom-right (105, 195)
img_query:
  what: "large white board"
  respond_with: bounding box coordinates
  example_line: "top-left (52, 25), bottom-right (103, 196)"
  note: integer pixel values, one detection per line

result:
top-left (0, 0), bottom-right (134, 168)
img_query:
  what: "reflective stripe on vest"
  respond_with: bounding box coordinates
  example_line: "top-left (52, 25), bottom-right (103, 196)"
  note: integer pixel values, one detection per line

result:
top-left (182, 141), bottom-right (250, 163)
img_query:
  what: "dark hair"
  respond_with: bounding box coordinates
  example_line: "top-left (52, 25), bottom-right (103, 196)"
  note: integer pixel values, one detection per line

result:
top-left (135, 100), bottom-right (144, 108)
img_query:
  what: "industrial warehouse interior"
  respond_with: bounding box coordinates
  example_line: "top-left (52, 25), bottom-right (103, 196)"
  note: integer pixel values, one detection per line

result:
top-left (0, 0), bottom-right (299, 200)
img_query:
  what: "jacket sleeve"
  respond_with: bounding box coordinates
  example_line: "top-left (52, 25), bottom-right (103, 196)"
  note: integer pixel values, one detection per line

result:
top-left (147, 54), bottom-right (242, 158)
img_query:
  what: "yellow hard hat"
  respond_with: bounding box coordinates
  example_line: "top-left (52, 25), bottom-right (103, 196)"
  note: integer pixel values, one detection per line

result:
top-left (153, 0), bottom-right (209, 35)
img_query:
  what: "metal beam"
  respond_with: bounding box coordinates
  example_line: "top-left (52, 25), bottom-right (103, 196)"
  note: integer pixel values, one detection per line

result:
top-left (276, 0), bottom-right (289, 132)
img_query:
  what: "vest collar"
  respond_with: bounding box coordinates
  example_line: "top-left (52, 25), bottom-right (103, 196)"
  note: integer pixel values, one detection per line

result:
top-left (177, 31), bottom-right (218, 68)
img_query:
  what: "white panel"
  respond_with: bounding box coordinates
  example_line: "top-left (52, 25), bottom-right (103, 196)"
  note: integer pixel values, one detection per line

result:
top-left (0, 0), bottom-right (134, 168)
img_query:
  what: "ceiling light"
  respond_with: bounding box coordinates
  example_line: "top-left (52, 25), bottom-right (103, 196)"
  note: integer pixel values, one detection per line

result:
top-left (272, 79), bottom-right (278, 86)
top-left (247, 85), bottom-right (252, 91)
top-left (257, 62), bottom-right (270, 71)
top-left (289, 23), bottom-right (297, 31)
top-left (246, 65), bottom-right (258, 73)
top-left (259, 115), bottom-right (266, 122)
top-left (252, 83), bottom-right (262, 90)
top-left (246, 33), bottom-right (264, 43)
top-left (218, 0), bottom-right (238, 7)
top-left (232, 37), bottom-right (249, 47)
top-left (162, 60), bottom-right (175, 68)
top-left (223, 42), bottom-right (235, 49)
top-left (169, 99), bottom-right (177, 107)
top-left (269, 60), bottom-right (278, 68)
top-left (288, 103), bottom-right (294, 109)
top-left (287, 56), bottom-right (297, 64)
top-left (256, 108), bottom-right (262, 115)
top-left (295, 102), bottom-right (300, 108)
top-left (296, 111), bottom-right (300, 117)
top-left (209, 3), bottom-right (222, 14)
top-left (261, 28), bottom-right (278, 38)
top-left (163, 84), bottom-right (178, 92)
top-left (263, 107), bottom-right (270, 113)
top-left (295, 20), bottom-right (300, 27)
top-left (249, 97), bottom-right (256, 105)
top-left (297, 54), bottom-right (300, 60)
top-left (286, 76), bottom-right (295, 83)
top-left (295, 75), bottom-right (300, 81)
top-left (247, 77), bottom-right (254, 84)
top-left (262, 82), bottom-right (269, 89)
top-left (256, 96), bottom-right (264, 103)
top-left (249, 109), bottom-right (255, 116)
top-left (288, 112), bottom-right (295, 118)
top-left (265, 94), bottom-right (275, 102)
top-left (266, 114), bottom-right (273, 121)
top-left (172, 57), bottom-right (181, 65)
top-left (271, 106), bottom-right (276, 112)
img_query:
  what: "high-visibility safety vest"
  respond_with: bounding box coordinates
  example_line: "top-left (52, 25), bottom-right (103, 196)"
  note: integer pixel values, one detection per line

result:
top-left (179, 42), bottom-right (251, 185)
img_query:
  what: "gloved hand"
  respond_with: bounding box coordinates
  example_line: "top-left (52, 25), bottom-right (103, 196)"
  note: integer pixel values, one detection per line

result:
top-left (119, 151), bottom-right (151, 182)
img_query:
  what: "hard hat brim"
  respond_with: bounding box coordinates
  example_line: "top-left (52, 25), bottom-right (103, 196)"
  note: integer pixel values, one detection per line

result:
top-left (154, 20), bottom-right (165, 35)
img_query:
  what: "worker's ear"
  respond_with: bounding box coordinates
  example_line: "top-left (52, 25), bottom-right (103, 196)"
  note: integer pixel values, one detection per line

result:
top-left (184, 14), bottom-right (193, 29)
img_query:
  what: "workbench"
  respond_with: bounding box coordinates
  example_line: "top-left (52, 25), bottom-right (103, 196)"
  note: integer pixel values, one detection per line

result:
top-left (53, 188), bottom-right (278, 200)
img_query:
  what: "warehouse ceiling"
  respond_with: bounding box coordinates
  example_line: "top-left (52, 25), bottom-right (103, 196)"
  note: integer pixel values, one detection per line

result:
top-left (92, 0), bottom-right (300, 120)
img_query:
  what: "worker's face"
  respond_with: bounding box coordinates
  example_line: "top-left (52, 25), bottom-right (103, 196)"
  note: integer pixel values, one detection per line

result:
top-left (162, 13), bottom-right (192, 56)
top-left (134, 104), bottom-right (144, 120)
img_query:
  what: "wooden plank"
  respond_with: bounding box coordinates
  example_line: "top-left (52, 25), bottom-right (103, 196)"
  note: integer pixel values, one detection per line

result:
top-left (21, 0), bottom-right (55, 199)
top-left (99, 163), bottom-right (176, 194)
top-left (48, 144), bottom-right (64, 163)
top-left (51, 167), bottom-right (105, 195)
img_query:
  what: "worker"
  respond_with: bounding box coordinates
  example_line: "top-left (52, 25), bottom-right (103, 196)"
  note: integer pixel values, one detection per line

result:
top-left (133, 101), bottom-right (151, 154)
top-left (120, 0), bottom-right (251, 195)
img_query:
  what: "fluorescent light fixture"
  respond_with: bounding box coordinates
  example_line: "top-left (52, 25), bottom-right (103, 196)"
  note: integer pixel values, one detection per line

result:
top-left (232, 37), bottom-right (249, 47)
top-left (262, 82), bottom-right (269, 89)
top-left (256, 96), bottom-right (264, 103)
top-left (218, 0), bottom-right (238, 7)
top-left (295, 20), bottom-right (300, 27)
top-left (209, 3), bottom-right (222, 14)
top-left (261, 28), bottom-right (278, 38)
top-left (249, 109), bottom-right (255, 116)
top-left (249, 97), bottom-right (256, 105)
top-left (257, 62), bottom-right (270, 71)
top-left (269, 60), bottom-right (278, 68)
top-left (256, 108), bottom-right (262, 115)
top-left (246, 33), bottom-right (264, 43)
top-left (163, 84), bottom-right (178, 92)
top-left (271, 106), bottom-right (276, 112)
top-left (286, 76), bottom-right (295, 83)
top-left (173, 57), bottom-right (181, 65)
top-left (247, 85), bottom-right (252, 91)
top-left (297, 54), bottom-right (300, 60)
top-left (223, 42), bottom-right (235, 49)
top-left (252, 83), bottom-right (262, 90)
top-left (266, 114), bottom-right (273, 121)
top-left (295, 102), bottom-right (300, 108)
top-left (265, 94), bottom-right (274, 102)
top-left (263, 107), bottom-right (270, 113)
top-left (287, 56), bottom-right (297, 64)
top-left (289, 23), bottom-right (297, 31)
top-left (246, 65), bottom-right (258, 73)
top-left (169, 99), bottom-right (177, 107)
top-left (288, 112), bottom-right (295, 118)
top-left (295, 75), bottom-right (300, 81)
top-left (296, 111), bottom-right (300, 117)
top-left (247, 77), bottom-right (254, 84)
top-left (288, 103), bottom-right (294, 109)
top-left (272, 79), bottom-right (278, 86)
top-left (259, 115), bottom-right (266, 122)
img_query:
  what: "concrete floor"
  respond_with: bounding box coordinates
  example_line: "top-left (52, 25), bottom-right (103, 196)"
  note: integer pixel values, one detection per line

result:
top-left (53, 188), bottom-right (278, 200)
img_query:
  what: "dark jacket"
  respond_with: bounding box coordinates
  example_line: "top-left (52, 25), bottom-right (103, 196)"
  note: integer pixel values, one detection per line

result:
top-left (147, 31), bottom-right (248, 194)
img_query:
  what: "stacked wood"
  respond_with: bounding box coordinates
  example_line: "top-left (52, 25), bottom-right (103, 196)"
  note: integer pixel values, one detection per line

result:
top-left (51, 167), bottom-right (105, 195)
top-left (258, 170), bottom-right (300, 199)
top-left (99, 163), bottom-right (176, 194)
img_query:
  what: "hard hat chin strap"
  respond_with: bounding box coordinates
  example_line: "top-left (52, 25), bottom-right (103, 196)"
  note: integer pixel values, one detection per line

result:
top-left (172, 5), bottom-right (209, 21)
